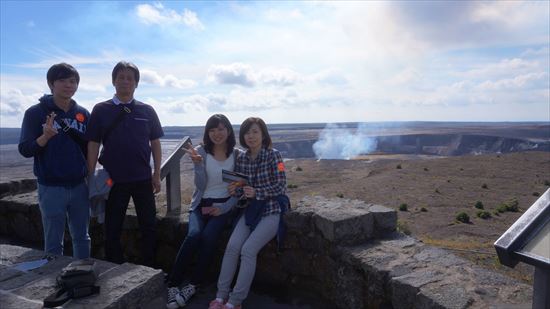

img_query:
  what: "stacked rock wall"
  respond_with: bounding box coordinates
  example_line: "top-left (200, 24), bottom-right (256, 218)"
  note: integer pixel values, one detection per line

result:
top-left (0, 180), bottom-right (533, 308)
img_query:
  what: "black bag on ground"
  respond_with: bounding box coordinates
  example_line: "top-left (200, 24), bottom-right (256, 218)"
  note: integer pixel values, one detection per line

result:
top-left (43, 259), bottom-right (100, 307)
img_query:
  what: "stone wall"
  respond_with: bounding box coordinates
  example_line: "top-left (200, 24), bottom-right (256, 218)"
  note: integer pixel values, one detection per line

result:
top-left (0, 180), bottom-right (533, 308)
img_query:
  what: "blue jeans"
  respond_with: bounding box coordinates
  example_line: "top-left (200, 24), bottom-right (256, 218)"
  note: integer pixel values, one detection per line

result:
top-left (168, 197), bottom-right (231, 287)
top-left (37, 182), bottom-right (91, 259)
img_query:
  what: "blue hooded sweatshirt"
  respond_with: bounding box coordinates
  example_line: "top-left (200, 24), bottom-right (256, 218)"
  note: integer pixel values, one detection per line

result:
top-left (18, 94), bottom-right (90, 186)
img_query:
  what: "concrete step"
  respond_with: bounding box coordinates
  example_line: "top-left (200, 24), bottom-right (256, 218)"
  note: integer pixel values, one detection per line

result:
top-left (0, 244), bottom-right (164, 309)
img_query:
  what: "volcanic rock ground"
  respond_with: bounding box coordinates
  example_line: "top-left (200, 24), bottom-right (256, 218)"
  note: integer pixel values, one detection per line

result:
top-left (2, 125), bottom-right (549, 287)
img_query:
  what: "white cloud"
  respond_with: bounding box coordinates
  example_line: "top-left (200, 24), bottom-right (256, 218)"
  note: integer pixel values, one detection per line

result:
top-left (477, 72), bottom-right (548, 91)
top-left (311, 69), bottom-right (349, 86)
top-left (208, 63), bottom-right (256, 87)
top-left (136, 3), bottom-right (204, 30)
top-left (141, 69), bottom-right (197, 89)
top-left (78, 82), bottom-right (107, 93)
top-left (0, 88), bottom-right (39, 117)
top-left (386, 67), bottom-right (422, 85)
top-left (521, 47), bottom-right (550, 58)
top-left (164, 94), bottom-right (228, 114)
top-left (258, 68), bottom-right (301, 86)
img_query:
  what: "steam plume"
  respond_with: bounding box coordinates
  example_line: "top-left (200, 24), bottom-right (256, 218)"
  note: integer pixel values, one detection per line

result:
top-left (313, 123), bottom-right (377, 160)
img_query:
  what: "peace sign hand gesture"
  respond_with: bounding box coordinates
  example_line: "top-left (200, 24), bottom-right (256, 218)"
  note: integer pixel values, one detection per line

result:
top-left (184, 145), bottom-right (203, 164)
top-left (36, 112), bottom-right (58, 147)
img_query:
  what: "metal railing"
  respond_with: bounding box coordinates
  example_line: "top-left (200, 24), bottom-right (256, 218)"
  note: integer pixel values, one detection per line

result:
top-left (160, 136), bottom-right (192, 213)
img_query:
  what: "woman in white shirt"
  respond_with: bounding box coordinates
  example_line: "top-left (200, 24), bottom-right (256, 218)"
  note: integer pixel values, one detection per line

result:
top-left (166, 114), bottom-right (241, 309)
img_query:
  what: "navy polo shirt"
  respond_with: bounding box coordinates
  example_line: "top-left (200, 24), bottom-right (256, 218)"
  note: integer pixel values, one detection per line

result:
top-left (85, 98), bottom-right (164, 183)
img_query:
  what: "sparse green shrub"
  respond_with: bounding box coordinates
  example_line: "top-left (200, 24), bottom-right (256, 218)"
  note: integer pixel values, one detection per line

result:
top-left (424, 167), bottom-right (429, 171)
top-left (533, 192), bottom-right (540, 197)
top-left (474, 201), bottom-right (484, 209)
top-left (505, 199), bottom-right (519, 212)
top-left (544, 180), bottom-right (550, 186)
top-left (396, 164), bottom-right (402, 169)
top-left (447, 179), bottom-right (451, 183)
top-left (496, 199), bottom-right (519, 213)
top-left (336, 193), bottom-right (344, 198)
top-left (477, 210), bottom-right (491, 219)
top-left (295, 166), bottom-right (303, 172)
top-left (287, 184), bottom-right (298, 189)
top-left (460, 168), bottom-right (464, 171)
top-left (399, 203), bottom-right (408, 211)
top-left (456, 212), bottom-right (470, 223)
top-left (435, 188), bottom-right (441, 194)
top-left (420, 207), bottom-right (428, 212)
top-left (481, 183), bottom-right (488, 189)
top-left (397, 220), bottom-right (411, 235)
top-left (496, 204), bottom-right (508, 213)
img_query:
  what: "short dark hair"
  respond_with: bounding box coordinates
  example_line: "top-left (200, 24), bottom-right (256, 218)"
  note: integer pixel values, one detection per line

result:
top-left (239, 117), bottom-right (272, 149)
top-left (46, 63), bottom-right (80, 88)
top-left (112, 61), bottom-right (140, 85)
top-left (203, 114), bottom-right (236, 157)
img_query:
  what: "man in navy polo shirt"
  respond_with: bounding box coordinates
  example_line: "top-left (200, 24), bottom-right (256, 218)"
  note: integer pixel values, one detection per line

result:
top-left (19, 63), bottom-right (91, 259)
top-left (86, 61), bottom-right (163, 267)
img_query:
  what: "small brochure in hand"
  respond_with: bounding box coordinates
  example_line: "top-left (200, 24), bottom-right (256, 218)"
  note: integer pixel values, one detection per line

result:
top-left (222, 170), bottom-right (248, 186)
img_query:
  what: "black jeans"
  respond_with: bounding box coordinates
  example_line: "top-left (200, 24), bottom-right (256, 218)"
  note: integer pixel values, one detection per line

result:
top-left (105, 179), bottom-right (156, 267)
top-left (167, 197), bottom-right (230, 287)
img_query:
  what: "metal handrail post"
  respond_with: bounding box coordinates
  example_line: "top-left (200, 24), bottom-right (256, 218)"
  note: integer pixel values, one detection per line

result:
top-left (160, 136), bottom-right (192, 213)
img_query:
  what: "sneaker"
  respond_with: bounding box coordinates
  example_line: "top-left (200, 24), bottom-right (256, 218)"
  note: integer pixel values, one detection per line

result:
top-left (166, 287), bottom-right (181, 309)
top-left (175, 284), bottom-right (196, 306)
top-left (208, 299), bottom-right (225, 309)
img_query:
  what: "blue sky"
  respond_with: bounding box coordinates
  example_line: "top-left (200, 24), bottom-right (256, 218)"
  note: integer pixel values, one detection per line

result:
top-left (1, 1), bottom-right (549, 128)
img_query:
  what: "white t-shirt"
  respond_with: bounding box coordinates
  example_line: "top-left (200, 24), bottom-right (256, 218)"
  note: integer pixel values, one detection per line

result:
top-left (203, 153), bottom-right (235, 198)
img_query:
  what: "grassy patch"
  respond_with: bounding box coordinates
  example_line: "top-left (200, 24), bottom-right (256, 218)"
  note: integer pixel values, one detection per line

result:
top-left (420, 207), bottom-right (428, 212)
top-left (295, 166), bottom-right (303, 172)
top-left (474, 201), bottom-right (484, 209)
top-left (496, 198), bottom-right (519, 213)
top-left (336, 193), bottom-right (344, 198)
top-left (397, 220), bottom-right (411, 235)
top-left (476, 210), bottom-right (491, 219)
top-left (287, 183), bottom-right (298, 189)
top-left (399, 203), bottom-right (408, 211)
top-left (456, 212), bottom-right (470, 223)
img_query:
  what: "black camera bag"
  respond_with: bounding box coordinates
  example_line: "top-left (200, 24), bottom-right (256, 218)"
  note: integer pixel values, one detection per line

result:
top-left (43, 259), bottom-right (100, 307)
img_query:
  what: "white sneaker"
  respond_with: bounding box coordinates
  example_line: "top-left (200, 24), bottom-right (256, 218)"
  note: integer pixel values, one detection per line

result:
top-left (175, 284), bottom-right (197, 306)
top-left (166, 287), bottom-right (181, 309)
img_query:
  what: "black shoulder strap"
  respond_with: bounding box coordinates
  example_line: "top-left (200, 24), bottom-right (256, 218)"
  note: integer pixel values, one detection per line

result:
top-left (101, 103), bottom-right (132, 143)
top-left (39, 100), bottom-right (88, 158)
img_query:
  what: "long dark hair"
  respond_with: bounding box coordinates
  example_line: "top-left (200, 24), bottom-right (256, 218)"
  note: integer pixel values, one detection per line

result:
top-left (203, 114), bottom-right (236, 157)
top-left (239, 117), bottom-right (272, 149)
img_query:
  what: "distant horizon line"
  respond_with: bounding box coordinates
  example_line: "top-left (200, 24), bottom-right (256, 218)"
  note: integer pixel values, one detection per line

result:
top-left (1, 120), bottom-right (549, 130)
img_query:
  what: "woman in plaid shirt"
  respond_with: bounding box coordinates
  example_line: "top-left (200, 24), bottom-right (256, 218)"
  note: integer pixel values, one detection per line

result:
top-left (209, 117), bottom-right (288, 309)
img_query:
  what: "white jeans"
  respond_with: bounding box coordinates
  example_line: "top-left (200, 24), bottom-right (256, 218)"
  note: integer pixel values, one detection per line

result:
top-left (216, 214), bottom-right (280, 306)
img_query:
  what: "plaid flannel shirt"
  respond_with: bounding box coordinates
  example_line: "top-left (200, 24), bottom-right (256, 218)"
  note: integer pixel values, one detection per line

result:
top-left (236, 147), bottom-right (287, 217)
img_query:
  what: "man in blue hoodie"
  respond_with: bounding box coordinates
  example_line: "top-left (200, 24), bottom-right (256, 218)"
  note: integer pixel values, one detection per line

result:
top-left (18, 63), bottom-right (91, 259)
